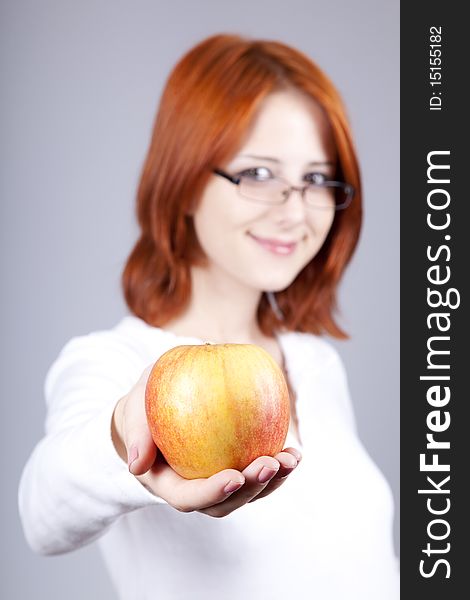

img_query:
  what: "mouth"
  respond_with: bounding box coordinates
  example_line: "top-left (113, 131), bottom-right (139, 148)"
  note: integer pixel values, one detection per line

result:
top-left (247, 232), bottom-right (299, 256)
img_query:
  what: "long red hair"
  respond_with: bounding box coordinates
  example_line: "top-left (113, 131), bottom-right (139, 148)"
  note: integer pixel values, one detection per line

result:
top-left (122, 34), bottom-right (362, 338)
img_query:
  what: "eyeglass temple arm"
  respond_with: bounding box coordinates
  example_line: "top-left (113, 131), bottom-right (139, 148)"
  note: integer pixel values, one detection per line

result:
top-left (213, 168), bottom-right (241, 185)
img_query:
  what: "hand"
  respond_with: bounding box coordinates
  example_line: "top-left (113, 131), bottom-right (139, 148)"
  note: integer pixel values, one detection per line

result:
top-left (112, 365), bottom-right (302, 518)
top-left (137, 446), bottom-right (301, 518)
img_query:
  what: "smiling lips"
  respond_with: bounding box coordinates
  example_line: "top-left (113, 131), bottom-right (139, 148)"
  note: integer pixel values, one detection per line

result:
top-left (248, 232), bottom-right (298, 255)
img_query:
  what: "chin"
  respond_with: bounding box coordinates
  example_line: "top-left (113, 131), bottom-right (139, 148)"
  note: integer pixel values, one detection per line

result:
top-left (263, 283), bottom-right (293, 293)
top-left (254, 273), bottom-right (300, 293)
top-left (258, 260), bottom-right (315, 293)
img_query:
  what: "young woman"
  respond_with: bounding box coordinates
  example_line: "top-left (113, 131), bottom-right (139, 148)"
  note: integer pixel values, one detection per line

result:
top-left (19, 34), bottom-right (399, 599)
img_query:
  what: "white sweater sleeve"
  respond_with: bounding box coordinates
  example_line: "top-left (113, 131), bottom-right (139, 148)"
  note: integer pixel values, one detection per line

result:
top-left (18, 332), bottom-right (164, 556)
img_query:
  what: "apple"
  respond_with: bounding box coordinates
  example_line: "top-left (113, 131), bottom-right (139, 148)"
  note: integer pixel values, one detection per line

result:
top-left (145, 342), bottom-right (290, 479)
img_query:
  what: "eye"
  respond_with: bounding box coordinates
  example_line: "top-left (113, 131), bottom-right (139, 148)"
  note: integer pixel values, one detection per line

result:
top-left (237, 166), bottom-right (273, 181)
top-left (303, 172), bottom-right (329, 185)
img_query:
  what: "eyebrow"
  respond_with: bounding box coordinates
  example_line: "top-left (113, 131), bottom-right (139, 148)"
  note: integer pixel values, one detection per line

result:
top-left (236, 154), bottom-right (334, 168)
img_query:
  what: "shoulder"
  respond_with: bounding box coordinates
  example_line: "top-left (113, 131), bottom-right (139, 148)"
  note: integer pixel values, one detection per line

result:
top-left (45, 315), bottom-right (164, 397)
top-left (52, 315), bottom-right (166, 362)
top-left (52, 316), bottom-right (145, 364)
top-left (279, 330), bottom-right (357, 432)
top-left (278, 329), bottom-right (345, 377)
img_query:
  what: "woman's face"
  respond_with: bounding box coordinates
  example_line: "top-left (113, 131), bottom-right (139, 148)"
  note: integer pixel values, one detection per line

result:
top-left (193, 89), bottom-right (337, 292)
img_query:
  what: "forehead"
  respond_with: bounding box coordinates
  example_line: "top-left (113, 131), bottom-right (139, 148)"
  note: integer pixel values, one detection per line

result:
top-left (234, 89), bottom-right (335, 163)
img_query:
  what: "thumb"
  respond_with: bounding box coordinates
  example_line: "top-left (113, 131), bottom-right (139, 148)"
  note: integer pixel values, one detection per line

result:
top-left (125, 364), bottom-right (158, 476)
top-left (127, 433), bottom-right (157, 476)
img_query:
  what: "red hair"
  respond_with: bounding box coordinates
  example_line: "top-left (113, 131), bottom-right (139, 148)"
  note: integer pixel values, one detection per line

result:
top-left (122, 34), bottom-right (362, 338)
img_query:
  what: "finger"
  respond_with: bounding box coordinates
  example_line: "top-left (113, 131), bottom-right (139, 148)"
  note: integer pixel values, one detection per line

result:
top-left (248, 450), bottom-right (300, 502)
top-left (275, 449), bottom-right (299, 478)
top-left (126, 364), bottom-right (158, 475)
top-left (282, 446), bottom-right (302, 464)
top-left (139, 456), bottom-right (246, 512)
top-left (199, 456), bottom-right (280, 517)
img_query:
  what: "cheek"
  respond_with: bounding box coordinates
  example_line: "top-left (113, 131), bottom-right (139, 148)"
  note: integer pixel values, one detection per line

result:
top-left (193, 210), bottom-right (224, 257)
top-left (194, 190), bottom-right (267, 248)
top-left (308, 211), bottom-right (335, 242)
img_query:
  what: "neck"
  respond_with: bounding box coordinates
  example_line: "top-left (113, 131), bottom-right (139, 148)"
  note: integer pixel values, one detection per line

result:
top-left (165, 264), bottom-right (264, 344)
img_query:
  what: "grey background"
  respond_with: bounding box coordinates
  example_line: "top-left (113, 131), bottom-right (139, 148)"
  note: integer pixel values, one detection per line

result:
top-left (1, 1), bottom-right (399, 598)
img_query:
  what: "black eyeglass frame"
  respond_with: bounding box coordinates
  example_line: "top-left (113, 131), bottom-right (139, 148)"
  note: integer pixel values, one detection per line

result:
top-left (213, 168), bottom-right (355, 210)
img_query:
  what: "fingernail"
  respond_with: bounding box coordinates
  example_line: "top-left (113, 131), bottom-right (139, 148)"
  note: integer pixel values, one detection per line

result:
top-left (224, 480), bottom-right (244, 494)
top-left (128, 445), bottom-right (139, 472)
top-left (258, 466), bottom-right (278, 484)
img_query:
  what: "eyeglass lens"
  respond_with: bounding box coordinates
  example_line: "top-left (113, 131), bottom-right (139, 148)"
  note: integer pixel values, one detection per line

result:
top-left (238, 177), bottom-right (350, 209)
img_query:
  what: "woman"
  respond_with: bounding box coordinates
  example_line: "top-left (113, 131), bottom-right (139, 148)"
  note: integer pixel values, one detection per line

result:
top-left (19, 34), bottom-right (399, 599)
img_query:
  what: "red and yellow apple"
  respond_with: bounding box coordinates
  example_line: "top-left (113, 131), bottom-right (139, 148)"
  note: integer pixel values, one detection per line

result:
top-left (145, 343), bottom-right (290, 479)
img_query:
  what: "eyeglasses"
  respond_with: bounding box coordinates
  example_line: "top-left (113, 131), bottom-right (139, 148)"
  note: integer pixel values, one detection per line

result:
top-left (213, 168), bottom-right (355, 210)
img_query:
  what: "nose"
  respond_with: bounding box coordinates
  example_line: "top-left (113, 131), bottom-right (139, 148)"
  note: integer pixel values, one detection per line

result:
top-left (273, 186), bottom-right (308, 226)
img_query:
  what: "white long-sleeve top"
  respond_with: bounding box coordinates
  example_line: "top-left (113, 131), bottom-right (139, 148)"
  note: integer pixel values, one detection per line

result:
top-left (19, 315), bottom-right (399, 599)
